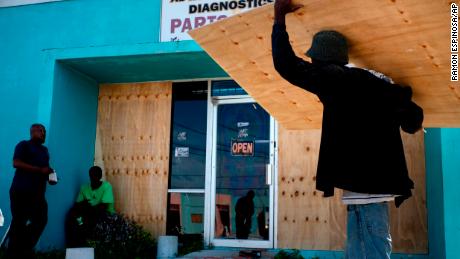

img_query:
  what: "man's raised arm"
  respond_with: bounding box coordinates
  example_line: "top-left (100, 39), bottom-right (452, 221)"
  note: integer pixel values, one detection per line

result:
top-left (271, 0), bottom-right (323, 95)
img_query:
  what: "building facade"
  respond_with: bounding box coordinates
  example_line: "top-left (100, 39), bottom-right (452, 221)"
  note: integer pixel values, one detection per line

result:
top-left (0, 1), bottom-right (459, 258)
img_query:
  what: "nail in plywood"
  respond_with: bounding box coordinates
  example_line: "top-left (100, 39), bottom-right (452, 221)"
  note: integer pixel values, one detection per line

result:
top-left (94, 81), bottom-right (172, 238)
top-left (189, 0), bottom-right (460, 129)
top-left (277, 128), bottom-right (427, 253)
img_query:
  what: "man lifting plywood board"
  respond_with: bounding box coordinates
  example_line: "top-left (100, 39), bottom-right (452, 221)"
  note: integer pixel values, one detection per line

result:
top-left (189, 0), bottom-right (438, 257)
top-left (189, 0), bottom-right (460, 130)
top-left (270, 0), bottom-right (424, 252)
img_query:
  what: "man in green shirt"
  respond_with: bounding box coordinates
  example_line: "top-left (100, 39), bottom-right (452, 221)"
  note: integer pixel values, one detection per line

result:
top-left (66, 166), bottom-right (115, 247)
top-left (76, 166), bottom-right (115, 214)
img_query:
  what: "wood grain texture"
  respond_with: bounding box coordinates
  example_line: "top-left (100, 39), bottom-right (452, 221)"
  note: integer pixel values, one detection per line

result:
top-left (390, 130), bottom-right (428, 252)
top-left (190, 0), bottom-right (460, 129)
top-left (277, 128), bottom-right (427, 253)
top-left (277, 128), bottom-right (346, 250)
top-left (94, 81), bottom-right (172, 238)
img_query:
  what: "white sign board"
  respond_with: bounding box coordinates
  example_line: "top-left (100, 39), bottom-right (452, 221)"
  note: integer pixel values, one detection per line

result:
top-left (175, 147), bottom-right (190, 158)
top-left (0, 0), bottom-right (64, 7)
top-left (161, 0), bottom-right (274, 42)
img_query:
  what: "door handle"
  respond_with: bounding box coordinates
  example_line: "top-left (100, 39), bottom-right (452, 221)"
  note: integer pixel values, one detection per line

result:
top-left (266, 164), bottom-right (273, 185)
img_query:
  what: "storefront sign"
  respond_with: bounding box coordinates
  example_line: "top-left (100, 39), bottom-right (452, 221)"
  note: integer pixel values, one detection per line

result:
top-left (161, 0), bottom-right (274, 42)
top-left (237, 122), bottom-right (250, 127)
top-left (175, 147), bottom-right (190, 157)
top-left (231, 140), bottom-right (254, 156)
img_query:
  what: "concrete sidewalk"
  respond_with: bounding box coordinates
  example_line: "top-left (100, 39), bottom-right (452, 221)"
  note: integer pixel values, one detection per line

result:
top-left (178, 249), bottom-right (276, 259)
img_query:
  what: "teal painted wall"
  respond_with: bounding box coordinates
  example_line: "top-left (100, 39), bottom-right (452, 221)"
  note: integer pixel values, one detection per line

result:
top-left (440, 129), bottom-right (460, 259)
top-left (39, 62), bottom-right (99, 248)
top-left (0, 1), bottom-right (458, 257)
top-left (180, 194), bottom-right (205, 234)
top-left (424, 129), bottom-right (446, 259)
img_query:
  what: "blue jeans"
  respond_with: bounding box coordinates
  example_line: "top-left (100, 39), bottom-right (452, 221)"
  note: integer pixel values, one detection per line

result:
top-left (345, 202), bottom-right (392, 259)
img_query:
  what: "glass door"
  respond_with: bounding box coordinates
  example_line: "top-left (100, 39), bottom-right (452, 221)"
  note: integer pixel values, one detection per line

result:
top-left (210, 98), bottom-right (275, 248)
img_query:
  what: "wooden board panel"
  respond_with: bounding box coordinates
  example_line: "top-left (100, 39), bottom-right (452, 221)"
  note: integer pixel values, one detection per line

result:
top-left (277, 128), bottom-right (427, 253)
top-left (190, 0), bottom-right (460, 129)
top-left (277, 128), bottom-right (346, 250)
top-left (94, 81), bottom-right (172, 238)
top-left (390, 130), bottom-right (428, 252)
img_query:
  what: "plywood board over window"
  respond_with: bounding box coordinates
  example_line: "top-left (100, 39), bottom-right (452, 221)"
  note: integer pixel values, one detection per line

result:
top-left (94, 82), bottom-right (172, 238)
top-left (189, 0), bottom-right (460, 129)
top-left (277, 128), bottom-right (427, 253)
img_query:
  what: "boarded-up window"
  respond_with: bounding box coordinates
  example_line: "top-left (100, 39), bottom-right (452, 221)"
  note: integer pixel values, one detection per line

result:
top-left (94, 82), bottom-right (172, 238)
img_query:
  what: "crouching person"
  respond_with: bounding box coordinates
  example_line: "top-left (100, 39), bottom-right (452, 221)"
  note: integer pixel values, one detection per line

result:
top-left (66, 166), bottom-right (114, 247)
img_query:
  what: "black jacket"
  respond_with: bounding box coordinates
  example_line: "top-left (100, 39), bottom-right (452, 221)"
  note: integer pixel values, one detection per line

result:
top-left (272, 24), bottom-right (424, 207)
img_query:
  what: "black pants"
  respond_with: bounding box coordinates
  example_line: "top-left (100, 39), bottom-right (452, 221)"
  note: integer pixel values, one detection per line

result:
top-left (66, 202), bottom-right (108, 248)
top-left (7, 190), bottom-right (48, 259)
top-left (235, 215), bottom-right (251, 239)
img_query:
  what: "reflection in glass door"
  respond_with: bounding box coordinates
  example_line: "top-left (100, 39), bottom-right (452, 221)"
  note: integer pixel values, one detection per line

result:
top-left (211, 99), bottom-right (275, 248)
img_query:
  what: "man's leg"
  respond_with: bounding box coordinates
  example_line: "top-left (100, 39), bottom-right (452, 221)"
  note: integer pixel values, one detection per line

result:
top-left (7, 192), bottom-right (30, 259)
top-left (66, 205), bottom-right (86, 247)
top-left (360, 202), bottom-right (392, 259)
top-left (244, 218), bottom-right (252, 239)
top-left (345, 205), bottom-right (366, 259)
top-left (28, 198), bottom-right (48, 250)
top-left (235, 216), bottom-right (244, 239)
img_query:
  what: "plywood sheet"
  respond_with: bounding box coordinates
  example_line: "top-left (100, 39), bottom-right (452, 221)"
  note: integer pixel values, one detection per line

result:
top-left (190, 0), bottom-right (460, 129)
top-left (277, 128), bottom-right (427, 253)
top-left (390, 130), bottom-right (428, 252)
top-left (277, 128), bottom-right (346, 250)
top-left (94, 81), bottom-right (172, 238)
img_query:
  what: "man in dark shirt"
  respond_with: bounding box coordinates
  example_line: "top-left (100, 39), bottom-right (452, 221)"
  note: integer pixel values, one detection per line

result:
top-left (7, 124), bottom-right (54, 259)
top-left (272, 0), bottom-right (423, 258)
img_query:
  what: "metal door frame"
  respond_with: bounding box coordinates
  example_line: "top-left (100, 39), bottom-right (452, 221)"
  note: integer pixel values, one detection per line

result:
top-left (204, 85), bottom-right (277, 249)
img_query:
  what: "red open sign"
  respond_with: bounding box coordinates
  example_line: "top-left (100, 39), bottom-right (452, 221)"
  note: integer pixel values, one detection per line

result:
top-left (231, 140), bottom-right (254, 156)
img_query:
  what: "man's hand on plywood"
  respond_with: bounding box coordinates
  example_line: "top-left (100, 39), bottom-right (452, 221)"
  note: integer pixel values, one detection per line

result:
top-left (274, 0), bottom-right (304, 24)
